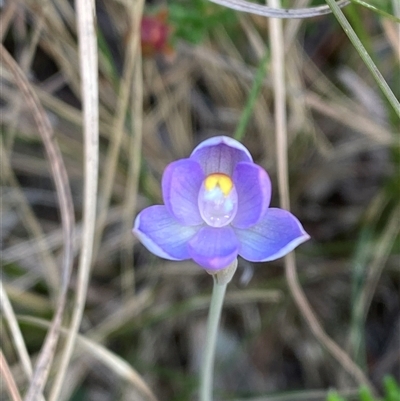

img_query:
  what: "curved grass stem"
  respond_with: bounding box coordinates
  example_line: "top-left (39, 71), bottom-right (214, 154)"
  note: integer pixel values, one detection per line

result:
top-left (209, 0), bottom-right (351, 19)
top-left (0, 44), bottom-right (75, 401)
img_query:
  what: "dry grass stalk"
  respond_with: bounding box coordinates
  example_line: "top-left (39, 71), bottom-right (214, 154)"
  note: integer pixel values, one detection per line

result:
top-left (267, 0), bottom-right (374, 392)
top-left (48, 0), bottom-right (99, 399)
top-left (0, 350), bottom-right (23, 401)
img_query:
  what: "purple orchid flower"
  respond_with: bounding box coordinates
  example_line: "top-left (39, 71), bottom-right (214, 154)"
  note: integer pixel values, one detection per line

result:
top-left (133, 136), bottom-right (310, 271)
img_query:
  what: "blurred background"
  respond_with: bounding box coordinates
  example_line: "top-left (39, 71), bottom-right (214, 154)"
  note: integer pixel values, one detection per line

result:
top-left (1, 0), bottom-right (399, 400)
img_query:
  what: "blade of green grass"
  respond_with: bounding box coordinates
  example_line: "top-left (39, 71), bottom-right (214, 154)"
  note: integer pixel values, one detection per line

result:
top-left (234, 51), bottom-right (269, 141)
top-left (349, 0), bottom-right (400, 23)
top-left (325, 0), bottom-right (400, 118)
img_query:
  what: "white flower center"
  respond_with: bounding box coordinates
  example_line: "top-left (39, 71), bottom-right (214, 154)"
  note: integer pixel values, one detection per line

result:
top-left (198, 173), bottom-right (238, 228)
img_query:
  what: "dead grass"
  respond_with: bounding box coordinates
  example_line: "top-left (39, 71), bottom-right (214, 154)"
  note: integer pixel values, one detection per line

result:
top-left (1, 1), bottom-right (399, 400)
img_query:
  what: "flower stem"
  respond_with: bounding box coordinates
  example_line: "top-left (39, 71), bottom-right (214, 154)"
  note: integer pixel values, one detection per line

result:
top-left (200, 277), bottom-right (227, 401)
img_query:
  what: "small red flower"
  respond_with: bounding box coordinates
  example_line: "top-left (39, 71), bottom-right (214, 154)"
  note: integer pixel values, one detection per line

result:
top-left (141, 10), bottom-right (173, 57)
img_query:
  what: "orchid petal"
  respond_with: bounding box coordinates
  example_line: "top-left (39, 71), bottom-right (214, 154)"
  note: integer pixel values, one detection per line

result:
top-left (133, 205), bottom-right (199, 260)
top-left (188, 226), bottom-right (239, 270)
top-left (232, 162), bottom-right (271, 229)
top-left (190, 136), bottom-right (252, 176)
top-left (162, 158), bottom-right (204, 225)
top-left (235, 208), bottom-right (310, 262)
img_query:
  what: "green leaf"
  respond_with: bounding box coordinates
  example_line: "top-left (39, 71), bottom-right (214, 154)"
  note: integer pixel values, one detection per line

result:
top-left (383, 376), bottom-right (400, 401)
top-left (359, 386), bottom-right (375, 401)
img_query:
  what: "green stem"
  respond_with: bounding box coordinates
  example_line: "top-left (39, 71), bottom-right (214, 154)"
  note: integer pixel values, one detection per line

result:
top-left (325, 0), bottom-right (400, 118)
top-left (348, 0), bottom-right (400, 23)
top-left (199, 277), bottom-right (227, 401)
top-left (234, 50), bottom-right (270, 141)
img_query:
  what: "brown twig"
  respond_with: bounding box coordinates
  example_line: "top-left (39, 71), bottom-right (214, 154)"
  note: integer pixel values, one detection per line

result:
top-left (267, 0), bottom-right (375, 392)
top-left (285, 253), bottom-right (375, 390)
top-left (0, 350), bottom-right (23, 401)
